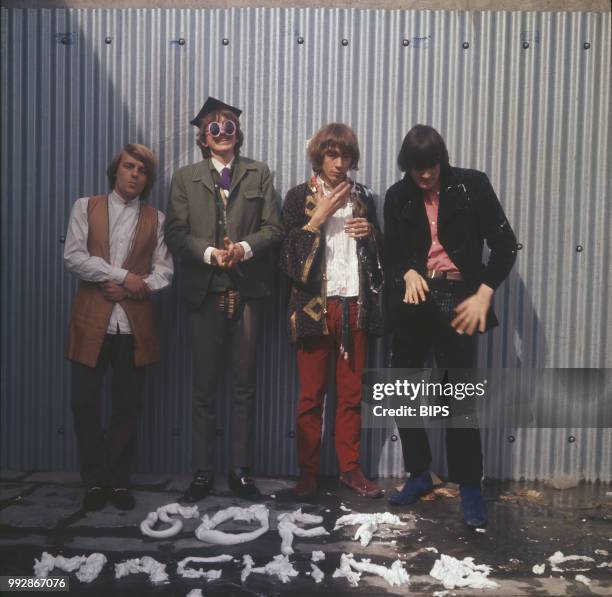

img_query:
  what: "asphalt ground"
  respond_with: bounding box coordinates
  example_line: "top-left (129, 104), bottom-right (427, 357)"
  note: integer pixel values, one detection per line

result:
top-left (0, 472), bottom-right (610, 596)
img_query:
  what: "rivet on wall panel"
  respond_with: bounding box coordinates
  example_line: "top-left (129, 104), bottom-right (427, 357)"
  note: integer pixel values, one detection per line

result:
top-left (390, 434), bottom-right (398, 442)
top-left (462, 42), bottom-right (469, 49)
top-left (576, 245), bottom-right (583, 253)
top-left (288, 431), bottom-right (296, 438)
top-left (57, 428), bottom-right (65, 435)
top-left (59, 236), bottom-right (66, 244)
top-left (516, 243), bottom-right (523, 250)
top-left (508, 435), bottom-right (516, 443)
top-left (222, 38), bottom-right (229, 46)
top-left (297, 36), bottom-right (304, 45)
top-left (568, 435), bottom-right (576, 443)
top-left (55, 33), bottom-right (74, 45)
top-left (341, 39), bottom-right (349, 46)
top-left (402, 39), bottom-right (410, 47)
top-left (583, 42), bottom-right (591, 50)
top-left (522, 42), bottom-right (530, 49)
top-left (104, 36), bottom-right (112, 45)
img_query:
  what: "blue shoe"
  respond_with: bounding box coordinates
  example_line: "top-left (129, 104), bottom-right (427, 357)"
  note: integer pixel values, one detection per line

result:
top-left (388, 471), bottom-right (434, 506)
top-left (460, 483), bottom-right (488, 528)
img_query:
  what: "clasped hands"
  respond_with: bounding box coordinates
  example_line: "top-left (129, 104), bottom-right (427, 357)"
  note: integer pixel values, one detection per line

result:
top-left (211, 236), bottom-right (245, 269)
top-left (308, 181), bottom-right (370, 239)
top-left (403, 269), bottom-right (494, 336)
top-left (101, 272), bottom-right (149, 302)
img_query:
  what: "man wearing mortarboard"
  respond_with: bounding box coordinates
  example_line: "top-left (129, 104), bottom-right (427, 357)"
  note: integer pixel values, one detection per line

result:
top-left (165, 97), bottom-right (283, 502)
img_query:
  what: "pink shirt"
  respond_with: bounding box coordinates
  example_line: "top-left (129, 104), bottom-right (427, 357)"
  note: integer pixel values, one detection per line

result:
top-left (424, 192), bottom-right (461, 274)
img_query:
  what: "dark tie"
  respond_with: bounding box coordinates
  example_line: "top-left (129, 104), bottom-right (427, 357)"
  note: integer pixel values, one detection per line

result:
top-left (219, 167), bottom-right (231, 191)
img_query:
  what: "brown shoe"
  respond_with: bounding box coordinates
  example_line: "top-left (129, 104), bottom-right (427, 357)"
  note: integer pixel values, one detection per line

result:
top-left (339, 468), bottom-right (383, 498)
top-left (295, 471), bottom-right (318, 500)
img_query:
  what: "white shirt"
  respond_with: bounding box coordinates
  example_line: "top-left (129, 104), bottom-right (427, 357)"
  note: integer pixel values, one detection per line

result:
top-left (202, 157), bottom-right (253, 264)
top-left (320, 177), bottom-right (360, 297)
top-left (63, 190), bottom-right (174, 334)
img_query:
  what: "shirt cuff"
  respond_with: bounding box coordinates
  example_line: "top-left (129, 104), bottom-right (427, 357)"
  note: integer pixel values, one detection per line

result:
top-left (111, 267), bottom-right (128, 284)
top-left (203, 246), bottom-right (215, 265)
top-left (239, 241), bottom-right (253, 261)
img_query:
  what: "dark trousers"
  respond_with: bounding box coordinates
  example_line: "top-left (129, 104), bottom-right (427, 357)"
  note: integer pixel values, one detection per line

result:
top-left (71, 334), bottom-right (145, 488)
top-left (189, 295), bottom-right (263, 471)
top-left (392, 279), bottom-right (483, 484)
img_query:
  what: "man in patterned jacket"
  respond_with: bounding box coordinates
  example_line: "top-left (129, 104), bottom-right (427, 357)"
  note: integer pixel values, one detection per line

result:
top-left (280, 123), bottom-right (384, 500)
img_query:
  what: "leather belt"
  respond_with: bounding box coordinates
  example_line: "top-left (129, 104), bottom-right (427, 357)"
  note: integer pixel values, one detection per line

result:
top-left (425, 269), bottom-right (463, 281)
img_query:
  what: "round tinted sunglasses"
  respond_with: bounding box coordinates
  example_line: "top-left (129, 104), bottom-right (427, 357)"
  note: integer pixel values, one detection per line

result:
top-left (207, 120), bottom-right (236, 138)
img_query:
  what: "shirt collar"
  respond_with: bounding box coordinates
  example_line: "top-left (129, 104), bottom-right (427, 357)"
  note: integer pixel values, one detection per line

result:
top-left (110, 189), bottom-right (140, 208)
top-left (211, 156), bottom-right (234, 174)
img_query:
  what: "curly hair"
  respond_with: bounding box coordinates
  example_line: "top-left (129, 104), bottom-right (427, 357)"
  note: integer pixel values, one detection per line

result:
top-left (307, 123), bottom-right (360, 173)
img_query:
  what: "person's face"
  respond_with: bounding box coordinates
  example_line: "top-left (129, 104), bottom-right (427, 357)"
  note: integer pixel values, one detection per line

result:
top-left (114, 152), bottom-right (147, 201)
top-left (320, 147), bottom-right (352, 187)
top-left (204, 115), bottom-right (238, 162)
top-left (409, 163), bottom-right (441, 192)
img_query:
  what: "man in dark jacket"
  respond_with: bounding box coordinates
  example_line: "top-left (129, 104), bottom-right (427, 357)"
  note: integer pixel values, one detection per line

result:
top-left (281, 123), bottom-right (384, 500)
top-left (384, 125), bottom-right (517, 528)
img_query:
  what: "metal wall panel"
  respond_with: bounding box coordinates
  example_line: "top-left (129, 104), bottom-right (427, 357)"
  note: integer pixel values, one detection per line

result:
top-left (1, 8), bottom-right (610, 481)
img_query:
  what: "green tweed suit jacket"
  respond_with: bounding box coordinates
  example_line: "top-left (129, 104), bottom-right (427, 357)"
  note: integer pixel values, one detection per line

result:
top-left (164, 156), bottom-right (283, 309)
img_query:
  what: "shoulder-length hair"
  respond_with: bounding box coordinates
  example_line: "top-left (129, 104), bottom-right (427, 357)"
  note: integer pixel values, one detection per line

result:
top-left (196, 109), bottom-right (244, 159)
top-left (107, 143), bottom-right (158, 199)
top-left (307, 123), bottom-right (360, 173)
top-left (397, 125), bottom-right (450, 172)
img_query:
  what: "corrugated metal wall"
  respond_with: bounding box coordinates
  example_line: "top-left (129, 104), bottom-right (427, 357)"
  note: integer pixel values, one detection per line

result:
top-left (1, 8), bottom-right (610, 481)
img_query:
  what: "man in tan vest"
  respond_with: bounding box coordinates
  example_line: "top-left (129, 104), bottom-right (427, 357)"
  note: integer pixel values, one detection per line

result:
top-left (64, 143), bottom-right (173, 511)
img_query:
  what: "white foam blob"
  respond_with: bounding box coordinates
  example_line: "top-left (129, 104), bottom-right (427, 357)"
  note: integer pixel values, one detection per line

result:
top-left (333, 512), bottom-right (407, 547)
top-left (115, 556), bottom-right (169, 584)
top-left (195, 505), bottom-right (269, 545)
top-left (139, 503), bottom-right (200, 538)
top-left (176, 555), bottom-right (233, 580)
top-left (277, 509), bottom-right (329, 555)
top-left (310, 563), bottom-right (325, 583)
top-left (250, 554), bottom-right (299, 583)
top-left (429, 554), bottom-right (498, 590)
top-left (34, 552), bottom-right (107, 584)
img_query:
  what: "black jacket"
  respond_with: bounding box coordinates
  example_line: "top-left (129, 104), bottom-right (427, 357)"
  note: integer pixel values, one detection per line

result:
top-left (383, 166), bottom-right (517, 331)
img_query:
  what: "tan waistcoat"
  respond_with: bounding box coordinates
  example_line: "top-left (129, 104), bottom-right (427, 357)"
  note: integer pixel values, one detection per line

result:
top-left (66, 195), bottom-right (161, 368)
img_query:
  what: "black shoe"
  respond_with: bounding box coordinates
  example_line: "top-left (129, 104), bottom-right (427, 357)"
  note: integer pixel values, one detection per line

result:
top-left (181, 470), bottom-right (215, 503)
top-left (228, 467), bottom-right (261, 501)
top-left (109, 488), bottom-right (136, 510)
top-left (83, 486), bottom-right (107, 511)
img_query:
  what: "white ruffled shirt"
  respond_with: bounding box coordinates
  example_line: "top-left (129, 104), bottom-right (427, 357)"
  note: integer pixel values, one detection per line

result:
top-left (319, 177), bottom-right (360, 298)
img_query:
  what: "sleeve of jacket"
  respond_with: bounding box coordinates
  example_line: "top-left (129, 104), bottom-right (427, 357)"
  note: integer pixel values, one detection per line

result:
top-left (383, 185), bottom-right (419, 283)
top-left (474, 172), bottom-right (518, 290)
top-left (363, 185), bottom-right (384, 264)
top-left (280, 185), bottom-right (322, 285)
top-left (240, 164), bottom-right (284, 255)
top-left (164, 168), bottom-right (212, 266)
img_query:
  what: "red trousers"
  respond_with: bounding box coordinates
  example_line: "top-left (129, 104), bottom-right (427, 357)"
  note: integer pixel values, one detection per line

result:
top-left (296, 299), bottom-right (367, 474)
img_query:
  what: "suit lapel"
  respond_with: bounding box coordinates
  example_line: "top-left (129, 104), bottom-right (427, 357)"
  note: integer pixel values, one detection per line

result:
top-left (191, 160), bottom-right (215, 193)
top-left (400, 178), bottom-right (429, 233)
top-left (438, 178), bottom-right (469, 230)
top-left (228, 157), bottom-right (248, 199)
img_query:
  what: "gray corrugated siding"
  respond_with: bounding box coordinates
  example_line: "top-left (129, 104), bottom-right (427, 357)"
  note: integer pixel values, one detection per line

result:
top-left (1, 8), bottom-right (610, 481)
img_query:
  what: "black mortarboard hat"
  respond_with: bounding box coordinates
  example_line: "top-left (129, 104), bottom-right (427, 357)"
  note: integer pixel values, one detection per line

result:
top-left (190, 97), bottom-right (242, 127)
